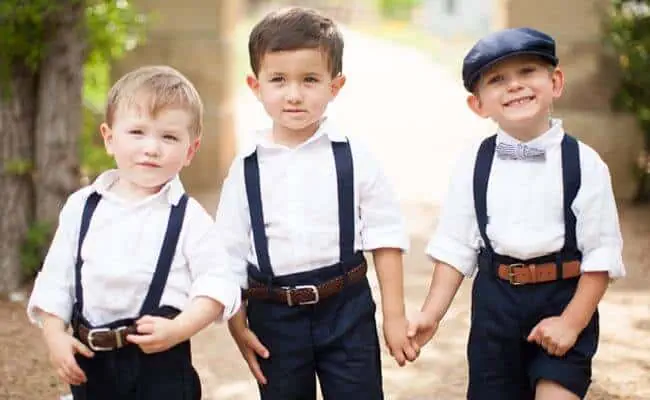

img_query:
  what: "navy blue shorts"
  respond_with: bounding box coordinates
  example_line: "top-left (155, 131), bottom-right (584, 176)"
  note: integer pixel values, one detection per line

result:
top-left (467, 270), bottom-right (599, 399)
top-left (247, 259), bottom-right (383, 400)
top-left (71, 340), bottom-right (200, 400)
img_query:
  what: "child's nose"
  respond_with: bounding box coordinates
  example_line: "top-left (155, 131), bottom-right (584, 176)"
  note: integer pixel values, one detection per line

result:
top-left (143, 137), bottom-right (161, 157)
top-left (285, 83), bottom-right (302, 103)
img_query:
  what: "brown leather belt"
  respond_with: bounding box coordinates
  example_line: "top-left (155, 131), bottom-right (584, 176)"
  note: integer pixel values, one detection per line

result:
top-left (243, 262), bottom-right (367, 306)
top-left (78, 323), bottom-right (138, 352)
top-left (497, 260), bottom-right (581, 285)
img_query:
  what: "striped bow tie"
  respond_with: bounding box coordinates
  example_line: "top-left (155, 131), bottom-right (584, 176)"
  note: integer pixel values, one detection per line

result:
top-left (495, 142), bottom-right (546, 161)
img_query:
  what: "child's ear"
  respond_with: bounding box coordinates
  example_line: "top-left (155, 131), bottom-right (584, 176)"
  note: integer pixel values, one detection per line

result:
top-left (100, 122), bottom-right (114, 156)
top-left (183, 137), bottom-right (202, 166)
top-left (246, 74), bottom-right (261, 99)
top-left (330, 74), bottom-right (346, 97)
top-left (551, 67), bottom-right (565, 99)
top-left (467, 94), bottom-right (489, 118)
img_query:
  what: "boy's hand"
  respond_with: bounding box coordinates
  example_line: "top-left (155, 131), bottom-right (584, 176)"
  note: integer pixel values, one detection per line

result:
top-left (229, 323), bottom-right (270, 385)
top-left (45, 330), bottom-right (94, 386)
top-left (527, 316), bottom-right (579, 357)
top-left (127, 315), bottom-right (183, 354)
top-left (407, 311), bottom-right (439, 348)
top-left (383, 315), bottom-right (420, 366)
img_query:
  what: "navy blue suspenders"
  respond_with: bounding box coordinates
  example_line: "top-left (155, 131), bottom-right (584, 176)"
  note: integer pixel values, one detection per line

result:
top-left (73, 192), bottom-right (189, 324)
top-left (243, 140), bottom-right (356, 278)
top-left (473, 134), bottom-right (582, 267)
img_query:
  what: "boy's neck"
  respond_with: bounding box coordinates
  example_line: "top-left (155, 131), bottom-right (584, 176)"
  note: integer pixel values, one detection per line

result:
top-left (110, 175), bottom-right (164, 202)
top-left (271, 119), bottom-right (322, 148)
top-left (500, 117), bottom-right (553, 143)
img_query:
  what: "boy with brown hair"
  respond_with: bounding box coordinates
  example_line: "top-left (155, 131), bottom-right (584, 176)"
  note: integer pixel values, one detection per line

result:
top-left (27, 65), bottom-right (241, 399)
top-left (217, 7), bottom-right (417, 400)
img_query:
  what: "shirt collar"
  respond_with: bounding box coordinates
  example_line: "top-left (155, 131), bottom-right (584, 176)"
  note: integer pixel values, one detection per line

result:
top-left (496, 118), bottom-right (564, 150)
top-left (240, 117), bottom-right (347, 158)
top-left (91, 169), bottom-right (186, 206)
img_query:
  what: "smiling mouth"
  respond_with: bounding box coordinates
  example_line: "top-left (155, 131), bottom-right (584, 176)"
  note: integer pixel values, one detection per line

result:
top-left (138, 162), bottom-right (161, 168)
top-left (504, 95), bottom-right (535, 107)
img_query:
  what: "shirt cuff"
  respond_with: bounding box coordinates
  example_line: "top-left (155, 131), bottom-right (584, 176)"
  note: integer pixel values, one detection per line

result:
top-left (190, 278), bottom-right (242, 322)
top-left (26, 293), bottom-right (73, 326)
top-left (362, 227), bottom-right (409, 252)
top-left (580, 246), bottom-right (626, 279)
top-left (425, 234), bottom-right (477, 276)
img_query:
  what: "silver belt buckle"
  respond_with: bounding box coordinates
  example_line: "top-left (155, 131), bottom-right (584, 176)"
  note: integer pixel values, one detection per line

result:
top-left (285, 285), bottom-right (319, 306)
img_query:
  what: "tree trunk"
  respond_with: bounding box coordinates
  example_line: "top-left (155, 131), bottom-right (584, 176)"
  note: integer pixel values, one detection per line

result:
top-left (34, 0), bottom-right (85, 225)
top-left (0, 1), bottom-right (85, 294)
top-left (0, 66), bottom-right (37, 293)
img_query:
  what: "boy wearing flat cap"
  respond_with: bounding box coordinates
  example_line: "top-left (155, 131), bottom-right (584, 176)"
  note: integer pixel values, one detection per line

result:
top-left (407, 28), bottom-right (625, 399)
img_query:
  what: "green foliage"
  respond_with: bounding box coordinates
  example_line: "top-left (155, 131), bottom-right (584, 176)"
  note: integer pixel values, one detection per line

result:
top-left (378, 0), bottom-right (424, 20)
top-left (81, 0), bottom-right (146, 180)
top-left (0, 1), bottom-right (61, 77)
top-left (606, 0), bottom-right (650, 201)
top-left (20, 221), bottom-right (53, 278)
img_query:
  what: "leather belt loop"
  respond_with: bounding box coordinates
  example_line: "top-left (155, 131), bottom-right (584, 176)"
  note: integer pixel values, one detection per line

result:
top-left (529, 264), bottom-right (537, 284)
top-left (555, 252), bottom-right (564, 279)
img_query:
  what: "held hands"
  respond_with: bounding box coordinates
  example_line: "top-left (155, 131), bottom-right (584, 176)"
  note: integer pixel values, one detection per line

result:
top-left (45, 330), bottom-right (94, 386)
top-left (406, 311), bottom-right (440, 349)
top-left (126, 315), bottom-right (183, 354)
top-left (527, 316), bottom-right (580, 357)
top-left (383, 315), bottom-right (420, 366)
top-left (228, 322), bottom-right (270, 385)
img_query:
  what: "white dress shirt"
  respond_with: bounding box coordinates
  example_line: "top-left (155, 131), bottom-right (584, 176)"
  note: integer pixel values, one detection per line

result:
top-left (215, 118), bottom-right (409, 288)
top-left (27, 170), bottom-right (241, 326)
top-left (426, 119), bottom-right (625, 278)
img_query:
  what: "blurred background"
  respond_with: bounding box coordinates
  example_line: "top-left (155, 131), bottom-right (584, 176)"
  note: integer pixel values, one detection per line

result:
top-left (1, 1), bottom-right (649, 399)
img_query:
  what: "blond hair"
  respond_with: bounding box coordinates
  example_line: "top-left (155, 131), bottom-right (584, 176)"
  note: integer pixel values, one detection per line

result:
top-left (105, 65), bottom-right (204, 138)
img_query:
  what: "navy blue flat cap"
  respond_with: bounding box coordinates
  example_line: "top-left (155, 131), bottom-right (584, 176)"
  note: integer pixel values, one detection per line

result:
top-left (462, 27), bottom-right (558, 92)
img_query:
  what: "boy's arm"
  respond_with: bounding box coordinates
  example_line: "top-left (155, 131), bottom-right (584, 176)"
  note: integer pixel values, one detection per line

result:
top-left (419, 262), bottom-right (465, 324)
top-left (27, 193), bottom-right (84, 326)
top-left (372, 247), bottom-right (418, 366)
top-left (528, 155), bottom-right (623, 356)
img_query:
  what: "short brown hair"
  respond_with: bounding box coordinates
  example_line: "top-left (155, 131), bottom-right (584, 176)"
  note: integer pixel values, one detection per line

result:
top-left (105, 65), bottom-right (204, 138)
top-left (248, 7), bottom-right (344, 77)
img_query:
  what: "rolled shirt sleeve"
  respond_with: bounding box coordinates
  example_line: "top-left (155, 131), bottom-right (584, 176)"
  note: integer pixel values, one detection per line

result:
top-left (354, 140), bottom-right (409, 252)
top-left (575, 147), bottom-right (625, 278)
top-left (27, 190), bottom-right (88, 325)
top-left (184, 198), bottom-right (242, 321)
top-left (214, 160), bottom-right (253, 289)
top-left (425, 146), bottom-right (481, 276)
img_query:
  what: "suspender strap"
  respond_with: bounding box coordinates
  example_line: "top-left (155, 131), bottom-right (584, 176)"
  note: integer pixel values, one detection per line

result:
top-left (244, 152), bottom-right (273, 276)
top-left (332, 140), bottom-right (356, 261)
top-left (243, 140), bottom-right (357, 277)
top-left (472, 133), bottom-right (582, 264)
top-left (74, 192), bottom-right (102, 314)
top-left (139, 194), bottom-right (189, 315)
top-left (473, 135), bottom-right (497, 254)
top-left (560, 134), bottom-right (581, 254)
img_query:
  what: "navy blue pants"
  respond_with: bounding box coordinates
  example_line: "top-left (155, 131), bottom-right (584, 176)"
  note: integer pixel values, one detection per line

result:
top-left (71, 338), bottom-right (200, 399)
top-left (247, 260), bottom-right (383, 400)
top-left (467, 270), bottom-right (599, 399)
